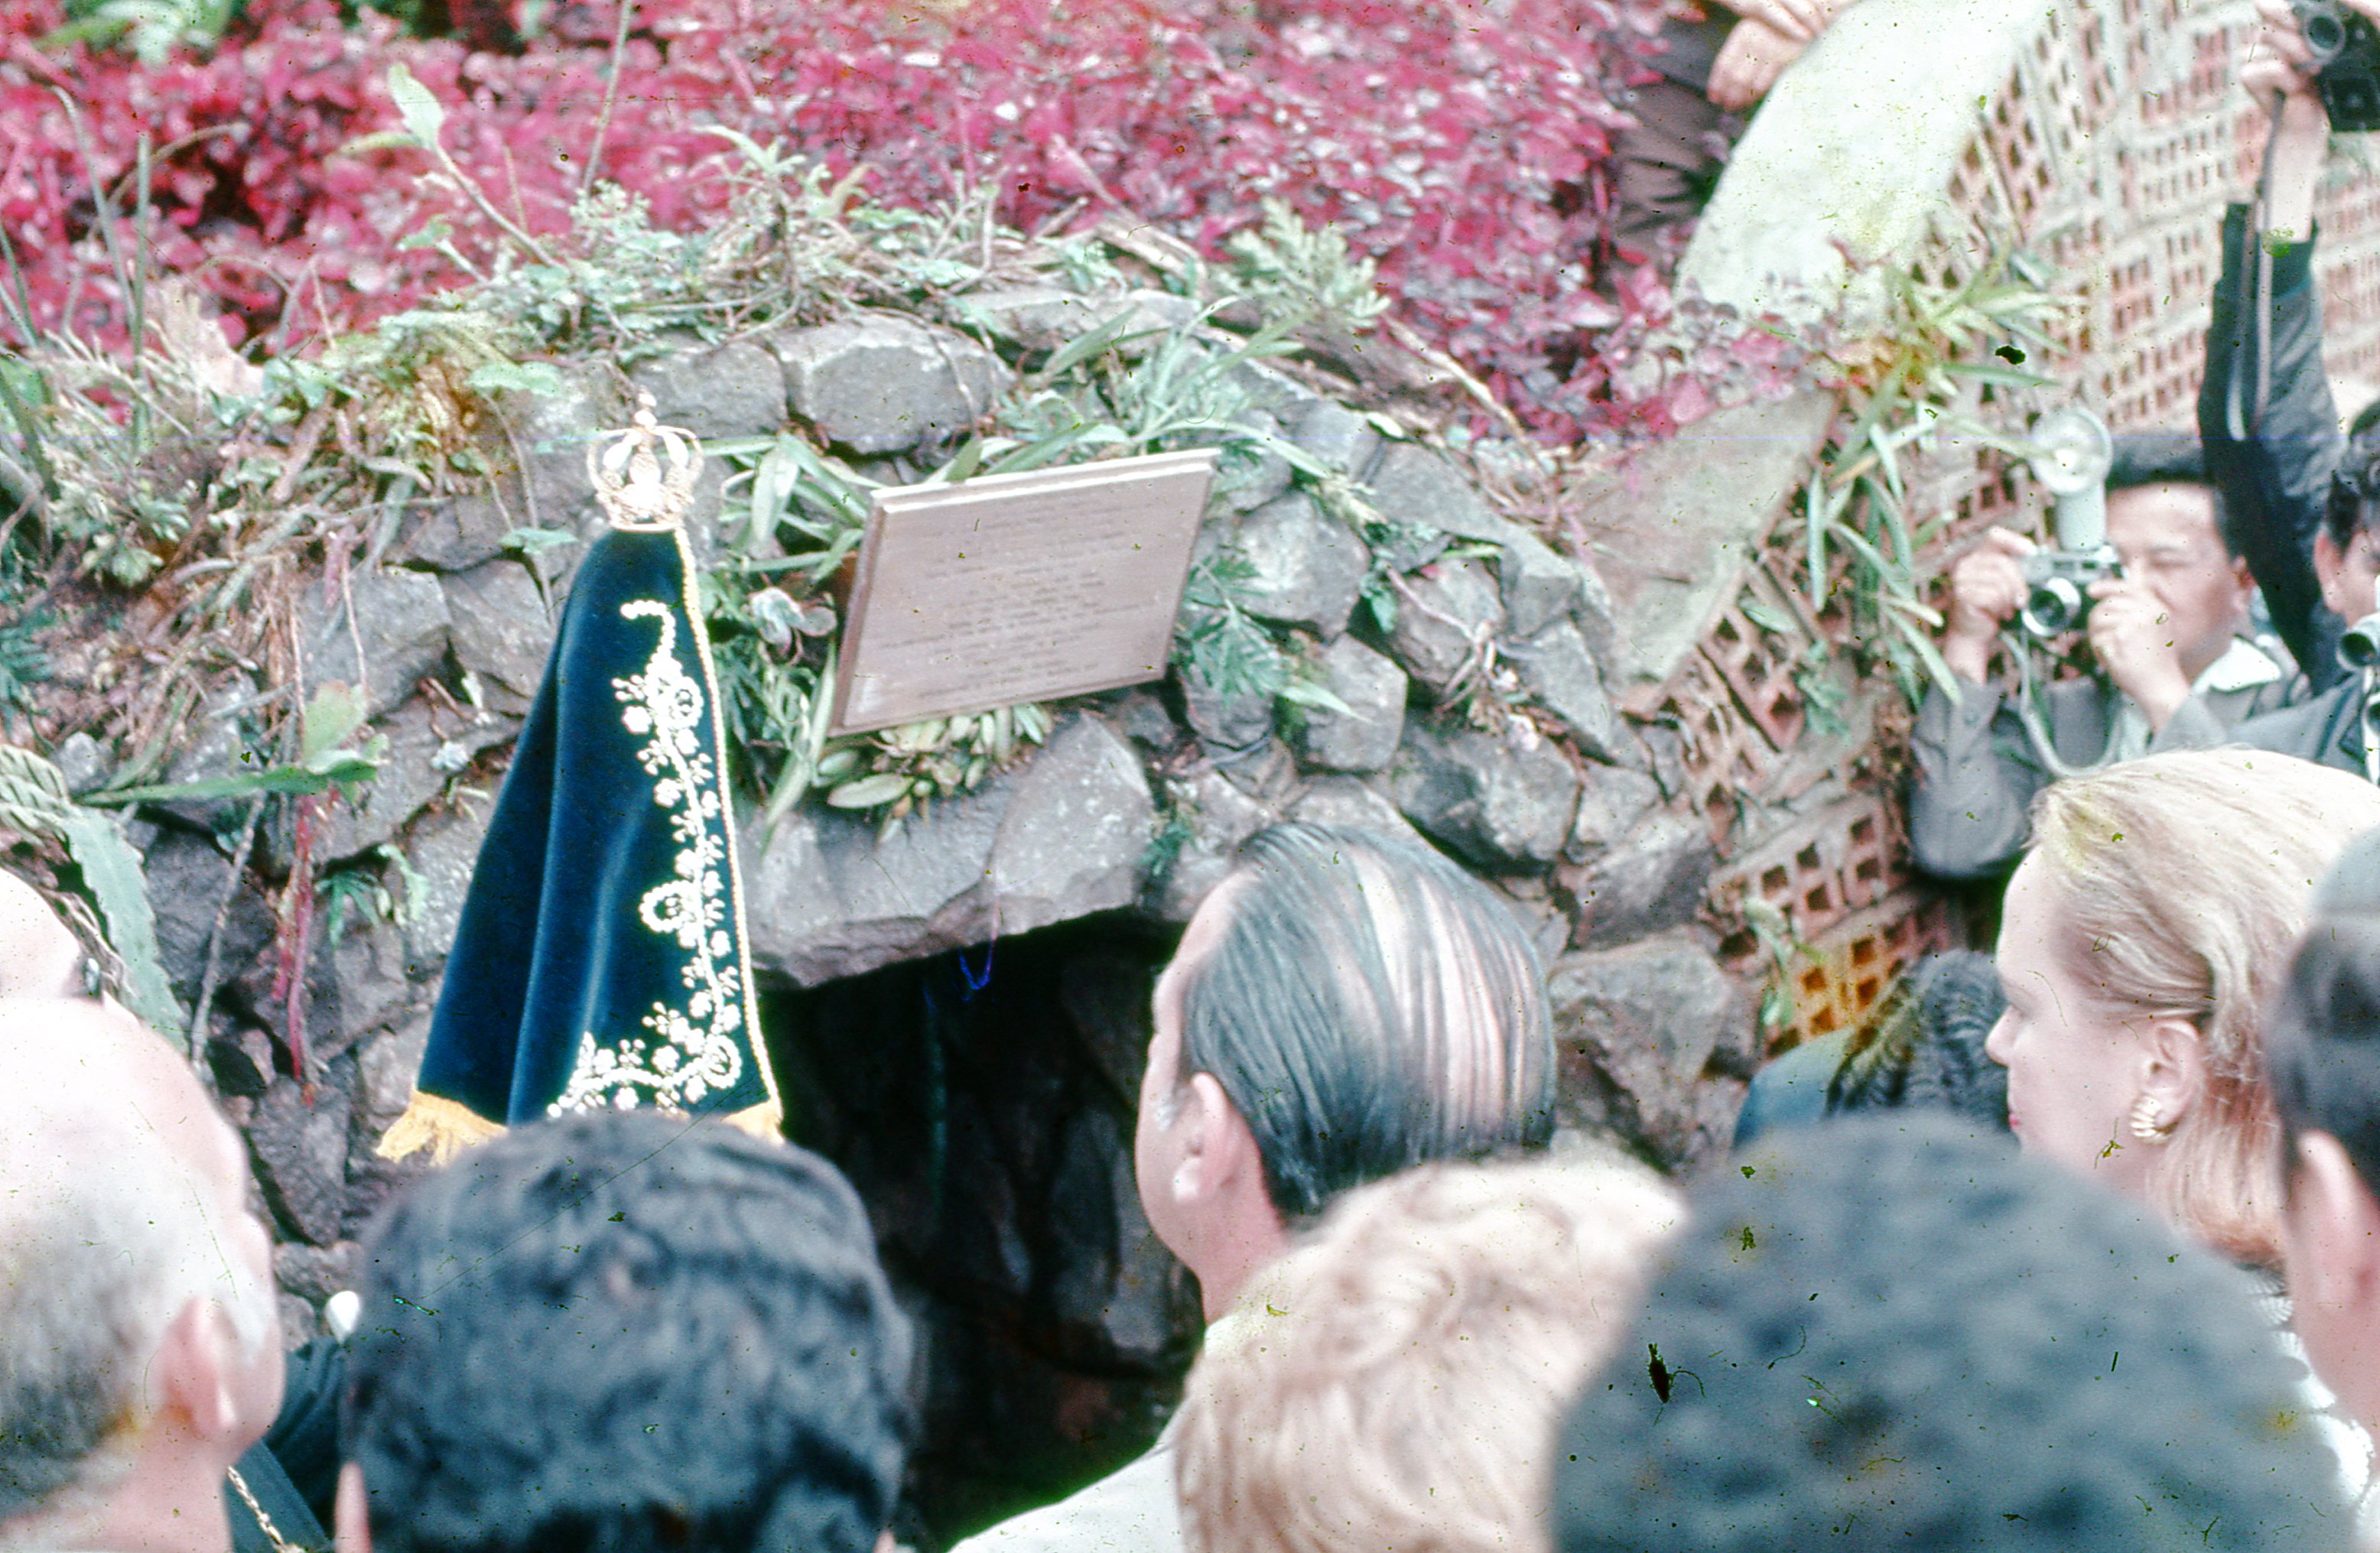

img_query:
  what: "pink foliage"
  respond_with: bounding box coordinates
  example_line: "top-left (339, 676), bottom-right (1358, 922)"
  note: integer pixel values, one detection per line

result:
top-left (0, 0), bottom-right (1776, 440)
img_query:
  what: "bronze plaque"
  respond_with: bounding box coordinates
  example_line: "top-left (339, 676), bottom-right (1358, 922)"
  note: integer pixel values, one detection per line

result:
top-left (830, 449), bottom-right (1218, 735)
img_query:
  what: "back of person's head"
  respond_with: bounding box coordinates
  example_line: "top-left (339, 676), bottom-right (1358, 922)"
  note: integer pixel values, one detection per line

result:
top-left (1556, 1114), bottom-right (2351, 1553)
top-left (1171, 823), bottom-right (1556, 1220)
top-left (2328, 398), bottom-right (2380, 551)
top-left (2024, 748), bottom-right (2380, 1264)
top-left (1829, 950), bottom-right (2008, 1126)
top-left (342, 1113), bottom-right (912, 1553)
top-left (1177, 1151), bottom-right (1681, 1553)
top-left (0, 869), bottom-right (85, 1000)
top-left (0, 999), bottom-right (278, 1528)
top-left (2271, 826), bottom-right (2380, 1199)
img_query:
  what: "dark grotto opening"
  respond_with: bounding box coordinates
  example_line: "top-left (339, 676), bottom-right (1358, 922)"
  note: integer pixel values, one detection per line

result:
top-left (762, 911), bottom-right (1202, 1550)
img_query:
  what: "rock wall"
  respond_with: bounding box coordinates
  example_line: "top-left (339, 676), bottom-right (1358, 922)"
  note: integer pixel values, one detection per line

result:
top-left (105, 300), bottom-right (1766, 1536)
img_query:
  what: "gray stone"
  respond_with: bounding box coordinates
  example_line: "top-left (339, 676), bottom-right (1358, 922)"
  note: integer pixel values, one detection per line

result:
top-left (1287, 776), bottom-right (1423, 846)
top-left (145, 827), bottom-right (274, 1001)
top-left (274, 1240), bottom-right (361, 1307)
top-left (1676, 0), bottom-right (2045, 320)
top-left (53, 731), bottom-right (106, 794)
top-left (1107, 687), bottom-right (1183, 752)
top-left (1284, 400), bottom-right (1383, 481)
top-left (441, 560), bottom-right (553, 713)
top-left (1046, 1106), bottom-right (1179, 1366)
top-left (1365, 441), bottom-right (1510, 545)
top-left (629, 340), bottom-right (784, 440)
top-left (1385, 555), bottom-right (1503, 692)
top-left (248, 1063), bottom-right (356, 1246)
top-left (301, 567), bottom-right (453, 722)
top-left (1229, 492), bottom-right (1368, 638)
top-left (1290, 635), bottom-right (1406, 773)
top-left (314, 703), bottom-right (441, 861)
top-left (1059, 948), bottom-right (1159, 1106)
top-left (1572, 389), bottom-right (1835, 702)
top-left (1495, 875), bottom-right (1575, 969)
top-left (397, 366), bottom-right (612, 571)
top-left (1566, 765), bottom-right (1663, 859)
top-left (1640, 723), bottom-right (1689, 802)
top-left (1558, 812), bottom-right (1716, 949)
top-left (1211, 413), bottom-right (1296, 516)
top-left (395, 492), bottom-right (513, 573)
top-left (400, 802), bottom-right (493, 974)
top-left (358, 1015), bottom-right (431, 1123)
top-left (329, 911), bottom-right (417, 1051)
top-left (1572, 555), bottom-right (1621, 670)
top-left (205, 1025), bottom-right (275, 1097)
top-left (1498, 530), bottom-right (1589, 639)
top-left (747, 714), bottom-right (1156, 985)
top-left (1548, 930), bottom-right (1748, 1169)
top-left (278, 1293), bottom-right (322, 1352)
top-left (772, 317), bottom-right (1015, 454)
top-left (1149, 765), bottom-right (1279, 922)
top-left (957, 286), bottom-right (1182, 355)
top-left (150, 684), bottom-right (259, 830)
top-left (1387, 716), bottom-right (1579, 870)
top-left (1178, 661), bottom-right (1276, 755)
top-left (1504, 620), bottom-right (1632, 765)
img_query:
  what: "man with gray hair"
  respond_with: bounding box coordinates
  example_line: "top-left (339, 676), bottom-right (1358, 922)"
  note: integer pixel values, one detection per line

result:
top-left (0, 997), bottom-right (286, 1553)
top-left (953, 822), bottom-right (1557, 1553)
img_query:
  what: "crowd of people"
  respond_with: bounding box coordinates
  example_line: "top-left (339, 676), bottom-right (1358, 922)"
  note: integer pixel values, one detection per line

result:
top-left (16, 3), bottom-right (2380, 1552)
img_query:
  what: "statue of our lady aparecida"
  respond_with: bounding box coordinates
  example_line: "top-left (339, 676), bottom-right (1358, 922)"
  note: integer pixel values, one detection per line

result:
top-left (379, 395), bottom-right (782, 1165)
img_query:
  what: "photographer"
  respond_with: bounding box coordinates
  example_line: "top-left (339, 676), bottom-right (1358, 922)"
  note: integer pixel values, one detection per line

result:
top-left (1908, 442), bottom-right (2292, 882)
top-left (2216, 0), bottom-right (2380, 778)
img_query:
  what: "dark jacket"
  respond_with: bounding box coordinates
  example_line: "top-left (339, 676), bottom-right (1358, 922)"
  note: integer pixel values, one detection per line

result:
top-left (2239, 672), bottom-right (2372, 777)
top-left (2201, 205), bottom-right (2347, 690)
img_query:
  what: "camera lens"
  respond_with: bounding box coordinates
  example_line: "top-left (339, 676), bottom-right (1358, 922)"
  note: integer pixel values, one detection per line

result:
top-left (2341, 613), bottom-right (2380, 670)
top-left (2306, 8), bottom-right (2349, 60)
top-left (2022, 578), bottom-right (2086, 639)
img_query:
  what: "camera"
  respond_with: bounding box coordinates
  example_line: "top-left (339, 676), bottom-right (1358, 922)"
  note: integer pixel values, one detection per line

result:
top-left (2021, 547), bottom-right (2124, 638)
top-left (2293, 0), bottom-right (2380, 132)
top-left (2017, 406), bottom-right (2120, 640)
top-left (2342, 612), bottom-right (2380, 671)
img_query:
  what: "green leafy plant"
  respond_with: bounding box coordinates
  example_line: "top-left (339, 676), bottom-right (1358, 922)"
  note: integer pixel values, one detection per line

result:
top-left (0, 744), bottom-right (184, 1041)
top-left (1227, 198), bottom-right (1393, 337)
top-left (1796, 252), bottom-right (2069, 707)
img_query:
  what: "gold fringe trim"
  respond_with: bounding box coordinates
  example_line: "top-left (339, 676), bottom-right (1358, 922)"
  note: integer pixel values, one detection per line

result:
top-left (375, 1090), bottom-right (506, 1165)
top-left (719, 1097), bottom-right (785, 1143)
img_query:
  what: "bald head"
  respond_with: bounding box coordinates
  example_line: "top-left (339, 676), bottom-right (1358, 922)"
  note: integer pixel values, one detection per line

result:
top-left (0, 872), bottom-right (81, 1002)
top-left (0, 1001), bottom-right (280, 1525)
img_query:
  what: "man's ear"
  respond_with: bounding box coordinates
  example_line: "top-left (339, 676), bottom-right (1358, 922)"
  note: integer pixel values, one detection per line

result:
top-left (2291, 1132), bottom-right (2380, 1309)
top-left (336, 1461), bottom-right (373, 1553)
top-left (2137, 1015), bottom-right (2208, 1132)
top-left (150, 1298), bottom-right (244, 1443)
top-left (2317, 529), bottom-right (2351, 619)
top-left (1166, 1072), bottom-right (1253, 1207)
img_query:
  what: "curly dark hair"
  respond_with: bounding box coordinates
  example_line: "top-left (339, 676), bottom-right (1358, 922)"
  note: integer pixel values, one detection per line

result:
top-left (1556, 1114), bottom-right (2352, 1553)
top-left (343, 1113), bottom-right (912, 1553)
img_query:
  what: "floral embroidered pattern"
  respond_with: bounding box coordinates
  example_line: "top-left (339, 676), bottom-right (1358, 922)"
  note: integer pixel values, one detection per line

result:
top-left (550, 599), bottom-right (748, 1116)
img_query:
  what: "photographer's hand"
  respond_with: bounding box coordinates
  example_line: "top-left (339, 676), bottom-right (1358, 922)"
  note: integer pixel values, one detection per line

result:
top-left (2086, 577), bottom-right (2194, 732)
top-left (1940, 528), bottom-right (2034, 686)
top-left (1708, 18), bottom-right (1809, 109)
top-left (1718, 0), bottom-right (1828, 44)
top-left (2245, 0), bottom-right (2330, 239)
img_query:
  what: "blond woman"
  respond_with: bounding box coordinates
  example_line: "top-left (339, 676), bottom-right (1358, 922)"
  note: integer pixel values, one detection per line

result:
top-left (1172, 1150), bottom-right (1680, 1553)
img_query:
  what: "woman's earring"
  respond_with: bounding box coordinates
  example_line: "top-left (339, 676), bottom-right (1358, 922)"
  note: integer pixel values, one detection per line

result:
top-left (2128, 1093), bottom-right (2174, 1142)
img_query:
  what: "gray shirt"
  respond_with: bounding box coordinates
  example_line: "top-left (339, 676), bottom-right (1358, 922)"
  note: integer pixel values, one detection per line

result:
top-left (1908, 638), bottom-right (2294, 881)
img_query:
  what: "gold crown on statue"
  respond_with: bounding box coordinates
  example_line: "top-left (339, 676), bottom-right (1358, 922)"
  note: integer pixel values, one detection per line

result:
top-left (590, 391), bottom-right (701, 531)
